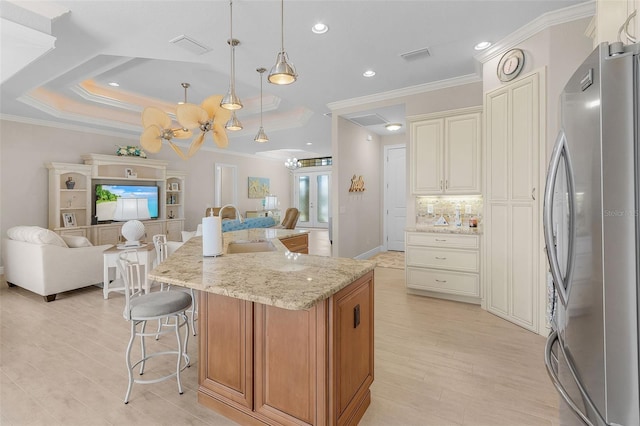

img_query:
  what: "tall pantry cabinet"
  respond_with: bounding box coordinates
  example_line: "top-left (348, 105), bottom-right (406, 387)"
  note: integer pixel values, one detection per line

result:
top-left (484, 71), bottom-right (544, 333)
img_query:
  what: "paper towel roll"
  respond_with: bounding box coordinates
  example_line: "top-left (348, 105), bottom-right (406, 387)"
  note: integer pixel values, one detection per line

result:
top-left (202, 216), bottom-right (223, 256)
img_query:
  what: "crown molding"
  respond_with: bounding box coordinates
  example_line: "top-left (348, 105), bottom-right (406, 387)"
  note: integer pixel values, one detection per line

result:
top-left (327, 74), bottom-right (482, 111)
top-left (0, 113), bottom-right (140, 140)
top-left (0, 113), bottom-right (286, 162)
top-left (475, 0), bottom-right (596, 64)
top-left (18, 93), bottom-right (141, 132)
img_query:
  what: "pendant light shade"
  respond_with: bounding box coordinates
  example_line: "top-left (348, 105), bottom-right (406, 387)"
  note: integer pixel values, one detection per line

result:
top-left (255, 67), bottom-right (269, 143)
top-left (254, 126), bottom-right (269, 143)
top-left (221, 1), bottom-right (242, 110)
top-left (225, 111), bottom-right (243, 131)
top-left (268, 0), bottom-right (297, 85)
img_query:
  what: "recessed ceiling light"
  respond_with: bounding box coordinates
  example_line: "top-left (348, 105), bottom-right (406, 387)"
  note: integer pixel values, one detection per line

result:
top-left (312, 23), bottom-right (328, 34)
top-left (306, 142), bottom-right (313, 146)
top-left (474, 41), bottom-right (492, 51)
top-left (108, 82), bottom-right (120, 87)
top-left (385, 123), bottom-right (402, 131)
top-left (363, 70), bottom-right (376, 77)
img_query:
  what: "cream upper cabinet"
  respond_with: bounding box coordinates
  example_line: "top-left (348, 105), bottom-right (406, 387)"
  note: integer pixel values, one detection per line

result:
top-left (409, 107), bottom-right (482, 195)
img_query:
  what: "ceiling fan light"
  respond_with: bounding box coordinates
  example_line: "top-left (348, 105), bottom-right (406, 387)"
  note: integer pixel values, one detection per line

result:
top-left (268, 51), bottom-right (297, 85)
top-left (225, 111), bottom-right (243, 131)
top-left (254, 126), bottom-right (269, 143)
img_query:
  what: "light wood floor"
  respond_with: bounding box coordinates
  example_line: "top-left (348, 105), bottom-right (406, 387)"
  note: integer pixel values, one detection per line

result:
top-left (0, 230), bottom-right (560, 425)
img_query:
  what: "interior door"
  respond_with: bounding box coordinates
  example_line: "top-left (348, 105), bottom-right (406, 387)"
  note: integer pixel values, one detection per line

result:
top-left (385, 145), bottom-right (406, 251)
top-left (294, 171), bottom-right (331, 228)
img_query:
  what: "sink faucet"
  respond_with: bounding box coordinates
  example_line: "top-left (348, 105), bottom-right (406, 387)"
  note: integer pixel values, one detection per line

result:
top-left (219, 204), bottom-right (243, 222)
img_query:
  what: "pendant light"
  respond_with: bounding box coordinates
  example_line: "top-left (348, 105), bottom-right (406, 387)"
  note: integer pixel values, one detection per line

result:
top-left (268, 0), bottom-right (297, 85)
top-left (254, 67), bottom-right (269, 143)
top-left (220, 0), bottom-right (243, 110)
top-left (225, 111), bottom-right (243, 131)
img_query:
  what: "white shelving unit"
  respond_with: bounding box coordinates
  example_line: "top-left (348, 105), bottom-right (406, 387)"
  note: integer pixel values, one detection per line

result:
top-left (46, 154), bottom-right (185, 244)
top-left (46, 162), bottom-right (93, 237)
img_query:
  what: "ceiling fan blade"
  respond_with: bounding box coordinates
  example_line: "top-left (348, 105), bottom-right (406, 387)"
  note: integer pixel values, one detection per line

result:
top-left (187, 132), bottom-right (206, 158)
top-left (212, 122), bottom-right (229, 148)
top-left (168, 141), bottom-right (189, 161)
top-left (139, 125), bottom-right (163, 153)
top-left (202, 95), bottom-right (231, 124)
top-left (142, 106), bottom-right (171, 129)
top-left (176, 103), bottom-right (208, 129)
top-left (173, 128), bottom-right (193, 139)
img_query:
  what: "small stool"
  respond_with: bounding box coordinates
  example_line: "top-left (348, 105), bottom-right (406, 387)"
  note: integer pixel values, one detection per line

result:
top-left (117, 252), bottom-right (192, 404)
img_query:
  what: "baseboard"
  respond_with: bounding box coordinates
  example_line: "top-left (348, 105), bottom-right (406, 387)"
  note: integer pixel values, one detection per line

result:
top-left (353, 245), bottom-right (383, 260)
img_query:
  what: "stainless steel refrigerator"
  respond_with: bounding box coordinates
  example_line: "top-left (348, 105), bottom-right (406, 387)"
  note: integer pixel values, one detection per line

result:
top-left (543, 42), bottom-right (640, 426)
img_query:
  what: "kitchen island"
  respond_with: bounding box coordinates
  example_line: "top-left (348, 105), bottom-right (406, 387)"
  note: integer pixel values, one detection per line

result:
top-left (148, 228), bottom-right (376, 426)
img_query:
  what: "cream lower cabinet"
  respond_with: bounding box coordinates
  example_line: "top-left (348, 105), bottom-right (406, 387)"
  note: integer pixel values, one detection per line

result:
top-left (405, 232), bottom-right (481, 303)
top-left (90, 219), bottom-right (184, 245)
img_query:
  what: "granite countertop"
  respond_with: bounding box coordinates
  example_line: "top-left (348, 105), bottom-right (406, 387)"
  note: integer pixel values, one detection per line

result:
top-left (405, 224), bottom-right (483, 235)
top-left (148, 228), bottom-right (376, 311)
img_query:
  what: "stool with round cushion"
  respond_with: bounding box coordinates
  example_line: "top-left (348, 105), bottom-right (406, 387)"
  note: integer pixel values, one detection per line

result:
top-left (117, 250), bottom-right (192, 404)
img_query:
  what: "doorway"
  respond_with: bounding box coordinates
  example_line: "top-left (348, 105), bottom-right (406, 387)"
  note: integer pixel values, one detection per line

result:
top-left (384, 145), bottom-right (406, 251)
top-left (293, 169), bottom-right (331, 228)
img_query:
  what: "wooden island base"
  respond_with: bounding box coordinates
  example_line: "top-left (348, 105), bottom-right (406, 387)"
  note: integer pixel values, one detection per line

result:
top-left (197, 271), bottom-right (374, 425)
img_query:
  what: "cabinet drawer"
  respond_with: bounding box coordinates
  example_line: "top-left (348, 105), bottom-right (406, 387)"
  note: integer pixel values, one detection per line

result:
top-left (407, 267), bottom-right (479, 297)
top-left (406, 232), bottom-right (478, 249)
top-left (406, 246), bottom-right (479, 273)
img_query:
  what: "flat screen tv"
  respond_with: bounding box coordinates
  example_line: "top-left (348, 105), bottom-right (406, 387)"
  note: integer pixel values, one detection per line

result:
top-left (95, 184), bottom-right (159, 222)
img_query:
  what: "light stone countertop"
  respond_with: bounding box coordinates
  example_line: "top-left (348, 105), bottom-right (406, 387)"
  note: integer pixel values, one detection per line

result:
top-left (148, 228), bottom-right (376, 310)
top-left (406, 224), bottom-right (483, 235)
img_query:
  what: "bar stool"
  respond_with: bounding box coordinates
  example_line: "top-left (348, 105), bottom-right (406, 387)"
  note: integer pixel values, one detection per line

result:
top-left (117, 251), bottom-right (192, 404)
top-left (152, 234), bottom-right (198, 336)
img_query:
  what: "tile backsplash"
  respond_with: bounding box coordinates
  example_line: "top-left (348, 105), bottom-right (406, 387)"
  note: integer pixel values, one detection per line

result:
top-left (416, 195), bottom-right (483, 226)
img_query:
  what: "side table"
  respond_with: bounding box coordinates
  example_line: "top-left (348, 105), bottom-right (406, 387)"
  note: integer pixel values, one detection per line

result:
top-left (103, 244), bottom-right (156, 299)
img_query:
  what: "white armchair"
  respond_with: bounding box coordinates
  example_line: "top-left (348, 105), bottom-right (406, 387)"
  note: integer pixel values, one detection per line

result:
top-left (2, 226), bottom-right (112, 302)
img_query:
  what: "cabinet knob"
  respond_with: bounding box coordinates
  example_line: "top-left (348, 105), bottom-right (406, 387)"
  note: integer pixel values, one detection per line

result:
top-left (440, 180), bottom-right (443, 190)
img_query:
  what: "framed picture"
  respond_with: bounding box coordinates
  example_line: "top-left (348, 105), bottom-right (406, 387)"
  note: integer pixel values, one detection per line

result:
top-left (248, 177), bottom-right (270, 198)
top-left (124, 168), bottom-right (136, 178)
top-left (170, 182), bottom-right (179, 191)
top-left (62, 212), bottom-right (77, 227)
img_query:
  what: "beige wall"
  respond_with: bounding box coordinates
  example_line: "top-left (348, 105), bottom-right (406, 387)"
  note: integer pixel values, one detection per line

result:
top-left (483, 17), bottom-right (593, 158)
top-left (0, 119), bottom-right (290, 267)
top-left (333, 117), bottom-right (382, 258)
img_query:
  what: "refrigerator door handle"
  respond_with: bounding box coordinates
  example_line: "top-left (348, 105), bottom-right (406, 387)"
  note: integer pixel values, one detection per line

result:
top-left (545, 331), bottom-right (609, 426)
top-left (543, 130), bottom-right (576, 307)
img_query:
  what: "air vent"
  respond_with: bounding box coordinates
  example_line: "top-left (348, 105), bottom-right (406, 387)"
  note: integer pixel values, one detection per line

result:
top-left (348, 114), bottom-right (387, 127)
top-left (169, 35), bottom-right (211, 55)
top-left (400, 46), bottom-right (431, 60)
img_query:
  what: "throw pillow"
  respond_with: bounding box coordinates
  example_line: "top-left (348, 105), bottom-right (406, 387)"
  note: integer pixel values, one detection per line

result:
top-left (7, 226), bottom-right (68, 248)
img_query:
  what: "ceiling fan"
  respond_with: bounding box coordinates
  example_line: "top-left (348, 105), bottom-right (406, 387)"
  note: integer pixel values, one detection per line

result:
top-left (139, 106), bottom-right (193, 160)
top-left (176, 94), bottom-right (231, 157)
top-left (139, 83), bottom-right (231, 160)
